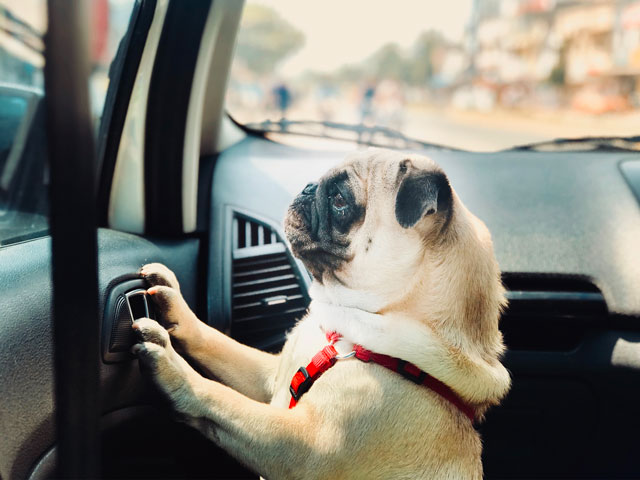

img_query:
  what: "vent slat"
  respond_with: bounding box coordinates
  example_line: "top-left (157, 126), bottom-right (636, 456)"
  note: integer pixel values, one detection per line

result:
top-left (233, 284), bottom-right (302, 302)
top-left (234, 281), bottom-right (301, 298)
top-left (233, 293), bottom-right (305, 310)
top-left (233, 307), bottom-right (308, 325)
top-left (234, 244), bottom-right (287, 260)
top-left (233, 264), bottom-right (292, 279)
top-left (234, 257), bottom-right (289, 270)
top-left (233, 274), bottom-right (298, 290)
top-left (234, 254), bottom-right (289, 264)
top-left (245, 221), bottom-right (251, 247)
top-left (234, 293), bottom-right (302, 309)
top-left (233, 291), bottom-right (305, 306)
top-left (232, 218), bottom-right (239, 250)
top-left (233, 304), bottom-right (308, 322)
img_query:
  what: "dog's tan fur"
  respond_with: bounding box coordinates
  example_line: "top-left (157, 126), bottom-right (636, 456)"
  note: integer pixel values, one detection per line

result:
top-left (133, 149), bottom-right (510, 479)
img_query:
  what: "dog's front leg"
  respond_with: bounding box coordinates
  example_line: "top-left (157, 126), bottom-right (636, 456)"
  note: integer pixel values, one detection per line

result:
top-left (133, 318), bottom-right (333, 480)
top-left (140, 263), bottom-right (279, 403)
top-left (132, 318), bottom-right (206, 414)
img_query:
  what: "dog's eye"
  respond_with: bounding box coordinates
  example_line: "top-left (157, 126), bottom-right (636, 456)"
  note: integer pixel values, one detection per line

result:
top-left (331, 192), bottom-right (347, 212)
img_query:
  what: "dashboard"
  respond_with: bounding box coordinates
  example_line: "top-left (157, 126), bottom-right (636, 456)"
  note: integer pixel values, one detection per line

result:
top-left (210, 136), bottom-right (640, 319)
top-left (205, 135), bottom-right (640, 477)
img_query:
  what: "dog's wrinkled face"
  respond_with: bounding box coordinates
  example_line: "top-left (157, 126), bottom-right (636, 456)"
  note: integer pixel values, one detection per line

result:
top-left (284, 149), bottom-right (454, 305)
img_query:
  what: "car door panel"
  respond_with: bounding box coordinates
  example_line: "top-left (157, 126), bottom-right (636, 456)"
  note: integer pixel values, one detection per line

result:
top-left (0, 229), bottom-right (201, 480)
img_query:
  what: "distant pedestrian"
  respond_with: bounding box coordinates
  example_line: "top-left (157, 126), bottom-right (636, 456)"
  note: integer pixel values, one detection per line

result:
top-left (360, 84), bottom-right (376, 124)
top-left (273, 83), bottom-right (292, 123)
top-left (359, 83), bottom-right (376, 144)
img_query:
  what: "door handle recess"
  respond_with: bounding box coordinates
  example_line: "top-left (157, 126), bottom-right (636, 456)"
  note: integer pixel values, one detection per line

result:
top-left (125, 289), bottom-right (150, 322)
top-left (102, 280), bottom-right (155, 363)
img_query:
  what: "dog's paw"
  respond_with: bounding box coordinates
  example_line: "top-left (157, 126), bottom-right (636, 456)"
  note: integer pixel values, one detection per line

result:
top-left (132, 316), bottom-right (171, 348)
top-left (140, 263), bottom-right (181, 291)
top-left (145, 285), bottom-right (181, 327)
top-left (144, 285), bottom-right (201, 345)
top-left (132, 318), bottom-right (200, 414)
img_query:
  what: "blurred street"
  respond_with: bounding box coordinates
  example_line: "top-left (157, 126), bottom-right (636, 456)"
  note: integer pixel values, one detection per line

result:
top-left (401, 106), bottom-right (640, 150)
top-left (226, 0), bottom-right (640, 152)
top-left (401, 107), bottom-right (550, 150)
top-left (236, 97), bottom-right (640, 150)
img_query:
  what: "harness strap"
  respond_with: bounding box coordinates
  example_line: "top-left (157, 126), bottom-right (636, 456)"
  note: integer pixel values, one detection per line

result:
top-left (353, 345), bottom-right (476, 421)
top-left (289, 344), bottom-right (338, 408)
top-left (288, 331), bottom-right (476, 422)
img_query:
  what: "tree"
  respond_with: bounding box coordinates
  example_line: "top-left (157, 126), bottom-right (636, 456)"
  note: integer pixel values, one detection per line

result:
top-left (234, 4), bottom-right (305, 74)
top-left (335, 64), bottom-right (366, 84)
top-left (408, 30), bottom-right (447, 86)
top-left (367, 43), bottom-right (407, 81)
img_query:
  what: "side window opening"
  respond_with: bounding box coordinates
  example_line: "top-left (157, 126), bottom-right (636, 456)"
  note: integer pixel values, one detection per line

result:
top-left (0, 0), bottom-right (135, 247)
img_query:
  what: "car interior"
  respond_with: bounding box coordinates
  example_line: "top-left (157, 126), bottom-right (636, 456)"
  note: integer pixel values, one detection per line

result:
top-left (1, 0), bottom-right (640, 479)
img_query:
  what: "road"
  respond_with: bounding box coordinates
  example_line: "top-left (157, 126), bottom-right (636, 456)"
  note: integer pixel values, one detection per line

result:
top-left (400, 105), bottom-right (640, 151)
top-left (402, 108), bottom-right (550, 151)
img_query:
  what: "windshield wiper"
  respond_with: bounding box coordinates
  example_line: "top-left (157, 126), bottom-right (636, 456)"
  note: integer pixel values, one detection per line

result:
top-left (509, 136), bottom-right (640, 152)
top-left (243, 119), bottom-right (459, 151)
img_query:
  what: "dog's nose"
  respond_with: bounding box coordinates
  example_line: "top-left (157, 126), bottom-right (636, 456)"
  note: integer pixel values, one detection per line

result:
top-left (302, 182), bottom-right (318, 195)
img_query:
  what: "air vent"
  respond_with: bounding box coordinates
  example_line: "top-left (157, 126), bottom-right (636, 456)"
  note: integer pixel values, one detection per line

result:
top-left (501, 274), bottom-right (607, 351)
top-left (230, 213), bottom-right (310, 351)
top-left (233, 216), bottom-right (279, 249)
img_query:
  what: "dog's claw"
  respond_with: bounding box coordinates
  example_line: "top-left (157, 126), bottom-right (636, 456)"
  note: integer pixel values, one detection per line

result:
top-left (139, 263), bottom-right (181, 291)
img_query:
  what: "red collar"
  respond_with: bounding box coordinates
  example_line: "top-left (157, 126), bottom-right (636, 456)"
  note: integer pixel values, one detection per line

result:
top-left (289, 332), bottom-right (475, 422)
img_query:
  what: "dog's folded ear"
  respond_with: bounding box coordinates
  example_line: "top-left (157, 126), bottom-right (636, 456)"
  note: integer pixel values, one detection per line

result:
top-left (395, 171), bottom-right (452, 228)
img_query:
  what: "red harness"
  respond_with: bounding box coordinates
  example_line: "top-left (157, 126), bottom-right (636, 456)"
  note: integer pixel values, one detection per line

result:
top-left (288, 332), bottom-right (475, 422)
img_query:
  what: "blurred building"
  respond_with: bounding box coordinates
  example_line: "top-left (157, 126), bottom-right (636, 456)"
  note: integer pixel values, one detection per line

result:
top-left (0, 1), bottom-right (45, 88)
top-left (463, 0), bottom-right (640, 113)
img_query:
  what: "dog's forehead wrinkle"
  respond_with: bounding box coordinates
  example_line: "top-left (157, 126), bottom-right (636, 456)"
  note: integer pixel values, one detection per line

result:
top-left (350, 162), bottom-right (367, 184)
top-left (327, 169), bottom-right (349, 186)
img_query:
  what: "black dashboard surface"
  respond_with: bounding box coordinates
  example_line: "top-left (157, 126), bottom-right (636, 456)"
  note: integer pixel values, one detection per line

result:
top-left (213, 136), bottom-right (640, 317)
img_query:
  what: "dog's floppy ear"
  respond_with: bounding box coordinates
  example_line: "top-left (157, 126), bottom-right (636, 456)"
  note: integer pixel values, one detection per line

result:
top-left (395, 171), bottom-right (452, 228)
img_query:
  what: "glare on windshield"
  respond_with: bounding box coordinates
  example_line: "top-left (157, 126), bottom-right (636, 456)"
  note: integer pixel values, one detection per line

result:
top-left (226, 0), bottom-right (640, 151)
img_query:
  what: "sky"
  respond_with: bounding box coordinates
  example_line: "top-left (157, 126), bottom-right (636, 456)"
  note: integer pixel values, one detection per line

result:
top-left (252, 0), bottom-right (474, 76)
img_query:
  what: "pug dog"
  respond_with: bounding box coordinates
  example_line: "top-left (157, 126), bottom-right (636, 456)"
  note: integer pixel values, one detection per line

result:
top-left (133, 149), bottom-right (511, 479)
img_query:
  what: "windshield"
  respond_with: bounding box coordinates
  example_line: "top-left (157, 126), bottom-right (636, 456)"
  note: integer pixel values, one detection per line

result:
top-left (226, 0), bottom-right (640, 151)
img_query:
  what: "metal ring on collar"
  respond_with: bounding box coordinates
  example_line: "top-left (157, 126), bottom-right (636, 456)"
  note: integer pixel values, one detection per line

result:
top-left (335, 350), bottom-right (356, 360)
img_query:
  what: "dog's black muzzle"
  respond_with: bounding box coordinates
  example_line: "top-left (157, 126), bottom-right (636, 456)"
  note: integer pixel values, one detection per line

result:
top-left (294, 182), bottom-right (319, 238)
